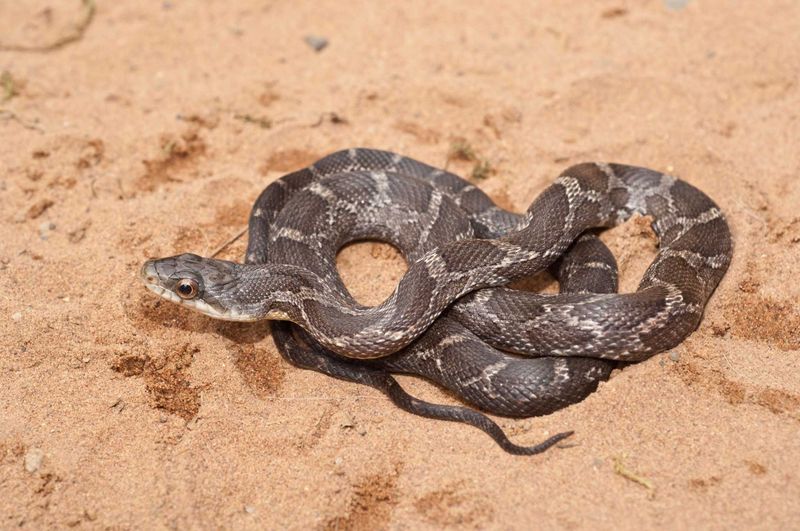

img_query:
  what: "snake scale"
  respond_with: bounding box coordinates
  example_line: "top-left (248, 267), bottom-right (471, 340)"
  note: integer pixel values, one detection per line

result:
top-left (141, 148), bottom-right (732, 454)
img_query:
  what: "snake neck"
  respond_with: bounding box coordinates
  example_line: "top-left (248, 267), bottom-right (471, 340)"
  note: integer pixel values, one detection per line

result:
top-left (232, 263), bottom-right (325, 322)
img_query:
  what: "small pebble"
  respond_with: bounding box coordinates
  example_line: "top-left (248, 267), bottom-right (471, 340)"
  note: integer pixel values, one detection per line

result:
top-left (244, 506), bottom-right (255, 515)
top-left (11, 312), bottom-right (22, 322)
top-left (39, 221), bottom-right (55, 240)
top-left (304, 35), bottom-right (329, 52)
top-left (24, 448), bottom-right (44, 473)
top-left (333, 456), bottom-right (346, 476)
top-left (338, 412), bottom-right (355, 429)
top-left (669, 350), bottom-right (681, 362)
top-left (664, 0), bottom-right (689, 9)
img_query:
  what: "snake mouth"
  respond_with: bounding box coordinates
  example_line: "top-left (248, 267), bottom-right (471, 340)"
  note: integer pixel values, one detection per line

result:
top-left (142, 280), bottom-right (183, 305)
top-left (139, 260), bottom-right (191, 307)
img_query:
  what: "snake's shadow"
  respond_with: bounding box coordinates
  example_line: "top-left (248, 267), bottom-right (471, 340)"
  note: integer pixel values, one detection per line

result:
top-left (213, 321), bottom-right (273, 345)
top-left (132, 293), bottom-right (274, 346)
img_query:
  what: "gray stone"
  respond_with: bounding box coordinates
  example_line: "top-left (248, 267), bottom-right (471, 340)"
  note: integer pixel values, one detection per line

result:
top-left (304, 35), bottom-right (329, 52)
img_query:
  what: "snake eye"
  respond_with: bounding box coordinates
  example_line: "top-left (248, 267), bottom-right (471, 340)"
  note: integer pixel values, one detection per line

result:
top-left (176, 278), bottom-right (199, 299)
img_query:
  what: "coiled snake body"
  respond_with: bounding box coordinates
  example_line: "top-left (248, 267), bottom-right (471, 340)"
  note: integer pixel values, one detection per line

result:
top-left (142, 148), bottom-right (731, 454)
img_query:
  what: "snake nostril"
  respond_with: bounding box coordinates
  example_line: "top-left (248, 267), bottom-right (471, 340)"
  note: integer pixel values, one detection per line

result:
top-left (140, 261), bottom-right (158, 283)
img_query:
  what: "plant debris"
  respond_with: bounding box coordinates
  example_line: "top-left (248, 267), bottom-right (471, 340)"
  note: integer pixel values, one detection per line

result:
top-left (234, 113), bottom-right (272, 129)
top-left (471, 159), bottom-right (494, 181)
top-left (1, 71), bottom-right (20, 102)
top-left (613, 455), bottom-right (655, 496)
top-left (0, 0), bottom-right (97, 53)
top-left (447, 139), bottom-right (478, 162)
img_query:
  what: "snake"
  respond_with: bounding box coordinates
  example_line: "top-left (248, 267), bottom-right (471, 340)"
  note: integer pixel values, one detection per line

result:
top-left (140, 148), bottom-right (732, 454)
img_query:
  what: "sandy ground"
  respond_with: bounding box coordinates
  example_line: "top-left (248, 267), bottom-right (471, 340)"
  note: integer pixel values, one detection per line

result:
top-left (2, 0), bottom-right (799, 528)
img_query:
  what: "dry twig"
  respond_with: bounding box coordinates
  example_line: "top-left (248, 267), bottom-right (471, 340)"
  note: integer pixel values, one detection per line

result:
top-left (0, 0), bottom-right (96, 53)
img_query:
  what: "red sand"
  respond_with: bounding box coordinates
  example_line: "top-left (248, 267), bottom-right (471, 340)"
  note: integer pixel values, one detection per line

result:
top-left (2, 1), bottom-right (799, 528)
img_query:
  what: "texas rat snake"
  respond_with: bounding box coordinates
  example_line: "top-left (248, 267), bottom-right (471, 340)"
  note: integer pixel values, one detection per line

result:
top-left (141, 148), bottom-right (731, 454)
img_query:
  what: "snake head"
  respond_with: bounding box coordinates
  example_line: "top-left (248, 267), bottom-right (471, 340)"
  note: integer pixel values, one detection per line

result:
top-left (140, 253), bottom-right (255, 321)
